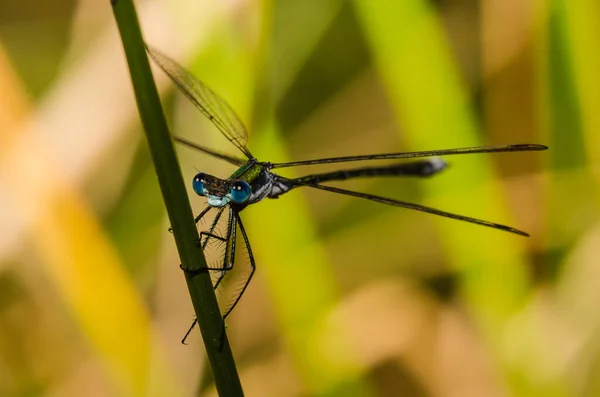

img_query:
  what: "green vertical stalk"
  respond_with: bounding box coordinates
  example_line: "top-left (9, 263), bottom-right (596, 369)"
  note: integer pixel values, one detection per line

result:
top-left (110, 0), bottom-right (243, 395)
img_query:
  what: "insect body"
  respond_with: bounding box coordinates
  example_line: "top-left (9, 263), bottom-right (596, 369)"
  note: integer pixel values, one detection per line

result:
top-left (147, 45), bottom-right (547, 340)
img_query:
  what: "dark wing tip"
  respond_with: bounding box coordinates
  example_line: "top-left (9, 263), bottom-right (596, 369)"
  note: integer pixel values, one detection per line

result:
top-left (498, 224), bottom-right (530, 237)
top-left (516, 144), bottom-right (549, 151)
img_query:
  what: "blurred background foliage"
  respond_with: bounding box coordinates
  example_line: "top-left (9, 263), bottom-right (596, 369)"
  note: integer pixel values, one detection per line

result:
top-left (0, 0), bottom-right (599, 396)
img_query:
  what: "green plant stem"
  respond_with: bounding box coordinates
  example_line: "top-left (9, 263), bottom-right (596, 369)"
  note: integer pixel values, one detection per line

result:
top-left (110, 0), bottom-right (243, 395)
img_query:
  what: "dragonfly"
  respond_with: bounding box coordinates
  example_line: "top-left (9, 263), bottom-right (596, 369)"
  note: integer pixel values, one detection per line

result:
top-left (147, 45), bottom-right (547, 342)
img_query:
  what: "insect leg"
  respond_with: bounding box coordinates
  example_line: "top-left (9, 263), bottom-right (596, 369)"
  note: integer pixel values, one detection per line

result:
top-left (220, 215), bottom-right (254, 320)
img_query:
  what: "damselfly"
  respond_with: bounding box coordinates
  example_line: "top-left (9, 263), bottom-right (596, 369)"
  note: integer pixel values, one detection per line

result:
top-left (147, 46), bottom-right (547, 341)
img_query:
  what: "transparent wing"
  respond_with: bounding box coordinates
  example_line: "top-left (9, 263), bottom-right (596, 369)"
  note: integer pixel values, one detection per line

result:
top-left (197, 206), bottom-right (233, 273)
top-left (218, 215), bottom-right (254, 319)
top-left (270, 144), bottom-right (547, 168)
top-left (147, 45), bottom-right (253, 159)
top-left (279, 178), bottom-right (529, 236)
top-left (196, 207), bottom-right (254, 318)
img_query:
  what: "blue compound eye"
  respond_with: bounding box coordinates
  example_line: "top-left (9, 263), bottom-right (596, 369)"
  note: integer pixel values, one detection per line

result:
top-left (192, 173), bottom-right (206, 196)
top-left (229, 180), bottom-right (251, 204)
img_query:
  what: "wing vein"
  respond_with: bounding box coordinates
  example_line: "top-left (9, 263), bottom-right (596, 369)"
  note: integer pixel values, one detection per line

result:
top-left (146, 45), bottom-right (253, 159)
